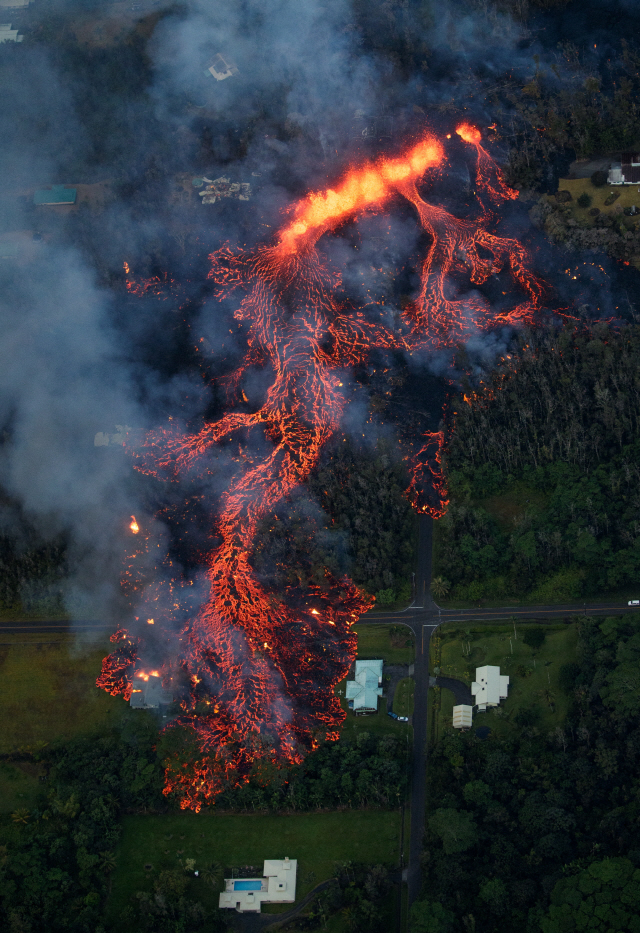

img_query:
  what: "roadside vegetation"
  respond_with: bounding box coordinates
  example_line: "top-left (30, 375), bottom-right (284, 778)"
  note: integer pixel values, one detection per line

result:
top-left (413, 613), bottom-right (640, 933)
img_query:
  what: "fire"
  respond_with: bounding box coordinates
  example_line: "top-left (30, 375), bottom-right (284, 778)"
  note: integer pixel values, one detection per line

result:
top-left (99, 127), bottom-right (546, 811)
top-left (129, 516), bottom-right (139, 534)
top-left (456, 122), bottom-right (482, 145)
top-left (123, 261), bottom-right (130, 274)
top-left (456, 121), bottom-right (518, 211)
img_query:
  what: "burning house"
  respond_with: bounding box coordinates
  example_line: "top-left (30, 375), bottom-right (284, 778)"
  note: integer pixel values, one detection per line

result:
top-left (129, 673), bottom-right (172, 709)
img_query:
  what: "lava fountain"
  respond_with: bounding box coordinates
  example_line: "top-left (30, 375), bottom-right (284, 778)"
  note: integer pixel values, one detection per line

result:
top-left (98, 126), bottom-right (545, 810)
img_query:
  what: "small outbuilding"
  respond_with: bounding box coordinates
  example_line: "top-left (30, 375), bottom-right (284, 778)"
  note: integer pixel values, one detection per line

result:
top-left (346, 659), bottom-right (383, 715)
top-left (452, 704), bottom-right (473, 729)
top-left (219, 858), bottom-right (297, 913)
top-left (471, 665), bottom-right (509, 712)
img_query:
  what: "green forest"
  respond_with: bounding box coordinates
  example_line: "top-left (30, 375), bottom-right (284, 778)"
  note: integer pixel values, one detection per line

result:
top-left (0, 719), bottom-right (406, 932)
top-left (411, 614), bottom-right (640, 933)
top-left (435, 323), bottom-right (640, 602)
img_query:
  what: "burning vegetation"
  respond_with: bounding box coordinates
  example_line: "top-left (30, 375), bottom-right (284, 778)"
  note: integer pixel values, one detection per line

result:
top-left (98, 126), bottom-right (547, 810)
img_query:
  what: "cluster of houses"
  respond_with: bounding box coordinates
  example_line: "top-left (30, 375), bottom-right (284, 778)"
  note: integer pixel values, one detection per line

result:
top-left (452, 665), bottom-right (510, 730)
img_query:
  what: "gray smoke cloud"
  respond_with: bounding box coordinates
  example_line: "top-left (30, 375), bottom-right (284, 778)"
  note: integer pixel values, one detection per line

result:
top-left (0, 0), bottom-right (626, 629)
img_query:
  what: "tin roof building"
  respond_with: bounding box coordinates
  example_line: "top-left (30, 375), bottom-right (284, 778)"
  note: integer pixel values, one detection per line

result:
top-left (130, 678), bottom-right (172, 709)
top-left (219, 858), bottom-right (297, 913)
top-left (452, 704), bottom-right (473, 729)
top-left (0, 22), bottom-right (23, 41)
top-left (471, 665), bottom-right (509, 712)
top-left (346, 659), bottom-right (383, 715)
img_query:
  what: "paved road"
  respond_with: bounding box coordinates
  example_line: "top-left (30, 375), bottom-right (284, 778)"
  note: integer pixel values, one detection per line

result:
top-left (359, 515), bottom-right (640, 908)
top-left (1, 537), bottom-right (637, 919)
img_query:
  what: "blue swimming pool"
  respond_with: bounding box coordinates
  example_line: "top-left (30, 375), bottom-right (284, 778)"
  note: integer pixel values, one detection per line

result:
top-left (233, 880), bottom-right (262, 891)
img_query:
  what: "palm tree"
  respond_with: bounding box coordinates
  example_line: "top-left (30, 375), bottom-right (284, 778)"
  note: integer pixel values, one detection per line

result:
top-left (431, 576), bottom-right (450, 598)
top-left (11, 809), bottom-right (30, 825)
top-left (201, 861), bottom-right (224, 890)
top-left (99, 851), bottom-right (117, 873)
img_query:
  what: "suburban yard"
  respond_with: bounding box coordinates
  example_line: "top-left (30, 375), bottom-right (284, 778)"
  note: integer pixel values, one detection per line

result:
top-left (107, 809), bottom-right (402, 928)
top-left (429, 621), bottom-right (578, 742)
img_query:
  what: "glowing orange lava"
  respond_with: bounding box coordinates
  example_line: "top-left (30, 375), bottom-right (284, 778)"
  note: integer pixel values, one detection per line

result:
top-left (99, 127), bottom-right (545, 810)
top-left (129, 516), bottom-right (139, 534)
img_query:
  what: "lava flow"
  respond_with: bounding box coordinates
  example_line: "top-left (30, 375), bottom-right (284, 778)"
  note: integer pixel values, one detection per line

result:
top-left (98, 125), bottom-right (546, 810)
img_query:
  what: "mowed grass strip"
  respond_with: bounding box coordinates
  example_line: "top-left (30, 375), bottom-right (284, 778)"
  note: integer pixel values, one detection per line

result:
top-left (0, 633), bottom-right (122, 752)
top-left (393, 678), bottom-right (414, 717)
top-left (432, 622), bottom-right (577, 738)
top-left (108, 809), bottom-right (402, 923)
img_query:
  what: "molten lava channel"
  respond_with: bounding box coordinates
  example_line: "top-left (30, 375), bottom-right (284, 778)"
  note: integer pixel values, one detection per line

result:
top-left (98, 125), bottom-right (546, 810)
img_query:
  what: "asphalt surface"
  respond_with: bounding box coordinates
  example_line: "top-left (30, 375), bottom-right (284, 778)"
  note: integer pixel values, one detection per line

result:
top-left (360, 515), bottom-right (640, 908)
top-left (2, 526), bottom-right (638, 915)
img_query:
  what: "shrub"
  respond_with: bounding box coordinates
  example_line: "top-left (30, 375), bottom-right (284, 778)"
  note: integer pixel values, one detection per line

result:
top-left (590, 170), bottom-right (608, 187)
top-left (577, 192), bottom-right (592, 208)
top-left (523, 627), bottom-right (546, 648)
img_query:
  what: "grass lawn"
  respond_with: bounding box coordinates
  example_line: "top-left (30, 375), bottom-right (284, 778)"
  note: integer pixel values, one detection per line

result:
top-left (393, 678), bottom-right (414, 717)
top-left (353, 623), bottom-right (415, 665)
top-left (107, 809), bottom-right (402, 928)
top-left (429, 621), bottom-right (577, 742)
top-left (0, 633), bottom-right (131, 753)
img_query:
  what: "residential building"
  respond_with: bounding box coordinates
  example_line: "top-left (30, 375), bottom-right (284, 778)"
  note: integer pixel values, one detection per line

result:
top-left (345, 659), bottom-right (383, 715)
top-left (608, 154), bottom-right (640, 185)
top-left (219, 858), bottom-right (297, 913)
top-left (471, 665), bottom-right (509, 712)
top-left (452, 704), bottom-right (473, 729)
top-left (0, 22), bottom-right (23, 41)
top-left (130, 677), bottom-right (172, 709)
top-left (33, 185), bottom-right (77, 205)
top-left (94, 424), bottom-right (131, 447)
top-left (0, 0), bottom-right (31, 7)
top-left (206, 53), bottom-right (238, 81)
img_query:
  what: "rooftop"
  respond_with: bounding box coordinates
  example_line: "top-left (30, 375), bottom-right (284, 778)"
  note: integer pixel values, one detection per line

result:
top-left (346, 659), bottom-right (383, 714)
top-left (33, 185), bottom-right (76, 205)
top-left (219, 858), bottom-right (297, 913)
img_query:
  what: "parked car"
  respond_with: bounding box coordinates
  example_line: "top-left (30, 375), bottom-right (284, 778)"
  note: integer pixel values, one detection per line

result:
top-left (387, 711), bottom-right (398, 719)
top-left (397, 715), bottom-right (409, 722)
top-left (628, 600), bottom-right (640, 606)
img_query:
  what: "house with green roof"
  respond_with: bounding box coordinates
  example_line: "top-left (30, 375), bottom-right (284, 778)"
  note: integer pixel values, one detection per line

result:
top-left (346, 659), bottom-right (383, 715)
top-left (33, 185), bottom-right (77, 205)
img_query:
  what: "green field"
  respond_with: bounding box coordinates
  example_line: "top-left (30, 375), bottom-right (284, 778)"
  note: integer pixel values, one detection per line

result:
top-left (353, 623), bottom-right (415, 665)
top-left (430, 621), bottom-right (577, 741)
top-left (108, 810), bottom-right (402, 927)
top-left (0, 633), bottom-right (126, 754)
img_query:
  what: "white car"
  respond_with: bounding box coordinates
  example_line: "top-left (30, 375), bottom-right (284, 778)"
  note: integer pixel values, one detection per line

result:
top-left (628, 600), bottom-right (640, 606)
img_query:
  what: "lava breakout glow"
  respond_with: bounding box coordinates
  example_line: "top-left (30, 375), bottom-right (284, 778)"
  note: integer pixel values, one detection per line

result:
top-left (98, 126), bottom-right (546, 810)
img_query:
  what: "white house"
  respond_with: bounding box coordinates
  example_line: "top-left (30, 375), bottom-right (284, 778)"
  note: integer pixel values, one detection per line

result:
top-left (345, 659), bottom-right (383, 715)
top-left (452, 704), bottom-right (473, 729)
top-left (0, 23), bottom-right (23, 41)
top-left (471, 665), bottom-right (509, 712)
top-left (219, 858), bottom-right (297, 913)
top-left (206, 53), bottom-right (238, 81)
top-left (608, 154), bottom-right (640, 185)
